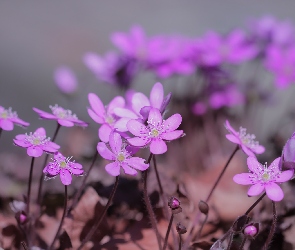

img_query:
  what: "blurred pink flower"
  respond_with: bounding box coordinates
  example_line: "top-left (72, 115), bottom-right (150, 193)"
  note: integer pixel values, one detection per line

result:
top-left (225, 120), bottom-right (265, 157)
top-left (33, 105), bottom-right (88, 127)
top-left (127, 108), bottom-right (183, 154)
top-left (43, 152), bottom-right (84, 185)
top-left (233, 157), bottom-right (293, 201)
top-left (13, 127), bottom-right (60, 157)
top-left (97, 131), bottom-right (149, 176)
top-left (0, 106), bottom-right (29, 131)
top-left (54, 67), bottom-right (78, 94)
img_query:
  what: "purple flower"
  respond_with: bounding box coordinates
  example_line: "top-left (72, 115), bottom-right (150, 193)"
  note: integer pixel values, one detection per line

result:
top-left (0, 106), bottom-right (29, 131)
top-left (225, 120), bottom-right (265, 157)
top-left (233, 157), bottom-right (294, 201)
top-left (279, 132), bottom-right (295, 170)
top-left (127, 108), bottom-right (183, 155)
top-left (97, 131), bottom-right (149, 176)
top-left (13, 127), bottom-right (60, 157)
top-left (54, 66), bottom-right (78, 95)
top-left (33, 105), bottom-right (88, 127)
top-left (43, 152), bottom-right (84, 185)
top-left (87, 93), bottom-right (126, 142)
top-left (265, 45), bottom-right (295, 88)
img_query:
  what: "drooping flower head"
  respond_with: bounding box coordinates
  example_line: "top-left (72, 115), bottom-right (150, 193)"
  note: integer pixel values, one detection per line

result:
top-left (97, 131), bottom-right (149, 176)
top-left (54, 66), bottom-right (78, 95)
top-left (43, 152), bottom-right (84, 185)
top-left (33, 105), bottom-right (88, 127)
top-left (225, 120), bottom-right (265, 157)
top-left (13, 127), bottom-right (60, 157)
top-left (127, 108), bottom-right (183, 154)
top-left (0, 106), bottom-right (29, 131)
top-left (233, 157), bottom-right (294, 201)
top-left (87, 93), bottom-right (126, 142)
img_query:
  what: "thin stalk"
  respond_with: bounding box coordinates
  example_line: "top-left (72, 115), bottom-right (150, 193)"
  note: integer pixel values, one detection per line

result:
top-left (238, 237), bottom-right (247, 250)
top-left (143, 153), bottom-right (162, 250)
top-left (184, 146), bottom-right (239, 248)
top-left (195, 213), bottom-right (208, 241)
top-left (0, 128), bottom-right (2, 139)
top-left (26, 157), bottom-right (35, 215)
top-left (78, 176), bottom-right (119, 250)
top-left (163, 214), bottom-right (174, 250)
top-left (68, 151), bottom-right (98, 213)
top-left (21, 241), bottom-right (29, 250)
top-left (178, 234), bottom-right (182, 250)
top-left (263, 201), bottom-right (277, 250)
top-left (48, 185), bottom-right (68, 250)
top-left (226, 232), bottom-right (234, 250)
top-left (245, 192), bottom-right (266, 216)
top-left (37, 123), bottom-right (61, 205)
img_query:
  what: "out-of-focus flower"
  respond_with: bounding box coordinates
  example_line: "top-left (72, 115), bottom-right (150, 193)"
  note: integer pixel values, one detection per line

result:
top-left (192, 101), bottom-right (207, 116)
top-left (127, 108), bottom-right (183, 154)
top-left (265, 45), bottom-right (295, 88)
top-left (13, 127), bottom-right (60, 157)
top-left (54, 66), bottom-right (78, 95)
top-left (33, 105), bottom-right (88, 127)
top-left (84, 52), bottom-right (137, 89)
top-left (87, 93), bottom-right (126, 142)
top-left (0, 106), bottom-right (29, 131)
top-left (225, 120), bottom-right (265, 157)
top-left (279, 132), bottom-right (295, 170)
top-left (233, 157), bottom-right (293, 201)
top-left (97, 131), bottom-right (149, 176)
top-left (43, 152), bottom-right (84, 185)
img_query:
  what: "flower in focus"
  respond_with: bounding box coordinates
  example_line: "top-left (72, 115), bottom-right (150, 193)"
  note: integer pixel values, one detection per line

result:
top-left (127, 108), bottom-right (183, 154)
top-left (33, 105), bottom-right (88, 127)
top-left (225, 120), bottom-right (265, 157)
top-left (13, 127), bottom-right (60, 157)
top-left (54, 66), bottom-right (78, 95)
top-left (43, 152), bottom-right (84, 185)
top-left (265, 45), bottom-right (295, 88)
top-left (0, 106), bottom-right (29, 131)
top-left (97, 131), bottom-right (149, 176)
top-left (233, 157), bottom-right (294, 201)
top-left (87, 93), bottom-right (126, 142)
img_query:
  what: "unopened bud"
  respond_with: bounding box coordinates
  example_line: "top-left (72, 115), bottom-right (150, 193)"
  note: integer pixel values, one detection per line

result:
top-left (15, 211), bottom-right (27, 225)
top-left (198, 200), bottom-right (209, 215)
top-left (176, 222), bottom-right (187, 234)
top-left (243, 223), bottom-right (259, 238)
top-left (168, 197), bottom-right (180, 210)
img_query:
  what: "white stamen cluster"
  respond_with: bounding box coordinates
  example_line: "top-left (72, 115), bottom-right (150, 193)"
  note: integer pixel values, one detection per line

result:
top-left (249, 162), bottom-right (280, 183)
top-left (0, 107), bottom-right (18, 119)
top-left (50, 104), bottom-right (78, 120)
top-left (239, 127), bottom-right (260, 149)
top-left (25, 132), bottom-right (50, 146)
top-left (147, 118), bottom-right (166, 139)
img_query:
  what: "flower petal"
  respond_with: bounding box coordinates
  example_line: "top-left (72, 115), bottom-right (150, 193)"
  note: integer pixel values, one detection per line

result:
top-left (161, 130), bottom-right (183, 141)
top-left (132, 92), bottom-right (150, 115)
top-left (114, 118), bottom-right (130, 132)
top-left (69, 163), bottom-right (84, 175)
top-left (150, 139), bottom-right (167, 155)
top-left (11, 117), bottom-right (30, 127)
top-left (148, 108), bottom-right (162, 125)
top-left (42, 145), bottom-right (59, 153)
top-left (88, 93), bottom-right (105, 118)
top-left (113, 107), bottom-right (138, 119)
top-left (121, 162), bottom-right (138, 176)
top-left (97, 142), bottom-right (115, 160)
top-left (247, 183), bottom-right (264, 197)
top-left (47, 142), bottom-right (60, 149)
top-left (224, 120), bottom-right (238, 135)
top-left (241, 145), bottom-right (255, 157)
top-left (109, 131), bottom-right (122, 154)
top-left (33, 108), bottom-right (56, 119)
top-left (105, 162), bottom-right (120, 176)
top-left (127, 137), bottom-right (150, 147)
top-left (225, 134), bottom-right (240, 144)
top-left (87, 108), bottom-right (104, 124)
top-left (57, 119), bottom-right (74, 127)
top-left (0, 119), bottom-right (14, 131)
top-left (35, 127), bottom-right (46, 136)
top-left (247, 157), bottom-right (262, 174)
top-left (127, 119), bottom-right (147, 136)
top-left (265, 182), bottom-right (284, 201)
top-left (252, 145), bottom-right (265, 154)
top-left (99, 124), bottom-right (112, 142)
top-left (13, 139), bottom-right (30, 148)
top-left (44, 163), bottom-right (60, 175)
top-left (27, 146), bottom-right (43, 157)
top-left (60, 169), bottom-right (72, 185)
top-left (150, 82), bottom-right (164, 109)
top-left (107, 96), bottom-right (125, 114)
top-left (162, 114), bottom-right (182, 132)
top-left (233, 173), bottom-right (253, 185)
top-left (125, 157), bottom-right (149, 171)
top-left (275, 170), bottom-right (294, 183)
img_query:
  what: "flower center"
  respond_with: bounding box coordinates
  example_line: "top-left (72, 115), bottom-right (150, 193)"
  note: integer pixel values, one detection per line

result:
top-left (60, 161), bottom-right (67, 168)
top-left (147, 118), bottom-right (165, 139)
top-left (238, 127), bottom-right (259, 149)
top-left (50, 105), bottom-right (78, 120)
top-left (0, 108), bottom-right (17, 120)
top-left (25, 132), bottom-right (50, 146)
top-left (117, 152), bottom-right (125, 162)
top-left (262, 172), bottom-right (270, 182)
top-left (106, 115), bottom-right (115, 125)
top-left (151, 128), bottom-right (159, 137)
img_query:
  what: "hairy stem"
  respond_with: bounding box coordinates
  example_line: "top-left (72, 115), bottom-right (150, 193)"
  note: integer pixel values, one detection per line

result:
top-left (163, 214), bottom-right (174, 250)
top-left (21, 241), bottom-right (29, 250)
top-left (48, 185), bottom-right (68, 250)
top-left (27, 157), bottom-right (35, 216)
top-left (226, 232), bottom-right (234, 250)
top-left (195, 213), bottom-right (208, 241)
top-left (68, 151), bottom-right (98, 214)
top-left (143, 153), bottom-right (162, 250)
top-left (238, 237), bottom-right (247, 250)
top-left (245, 192), bottom-right (266, 216)
top-left (263, 201), bottom-right (277, 250)
top-left (178, 234), bottom-right (182, 250)
top-left (78, 176), bottom-right (119, 250)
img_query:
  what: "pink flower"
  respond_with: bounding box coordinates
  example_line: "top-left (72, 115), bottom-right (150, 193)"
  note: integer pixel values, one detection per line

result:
top-left (225, 120), bottom-right (265, 157)
top-left (0, 106), bottom-right (29, 131)
top-left (33, 105), bottom-right (88, 127)
top-left (54, 66), bottom-right (78, 95)
top-left (233, 157), bottom-right (294, 201)
top-left (43, 152), bottom-right (84, 185)
top-left (87, 93), bottom-right (125, 142)
top-left (127, 108), bottom-right (183, 154)
top-left (97, 131), bottom-right (149, 176)
top-left (13, 127), bottom-right (60, 157)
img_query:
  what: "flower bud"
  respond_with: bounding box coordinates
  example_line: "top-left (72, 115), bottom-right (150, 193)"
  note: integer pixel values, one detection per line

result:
top-left (280, 132), bottom-right (295, 170)
top-left (15, 211), bottom-right (28, 225)
top-left (243, 223), bottom-right (259, 238)
top-left (168, 197), bottom-right (180, 210)
top-left (176, 222), bottom-right (187, 234)
top-left (198, 200), bottom-right (209, 215)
